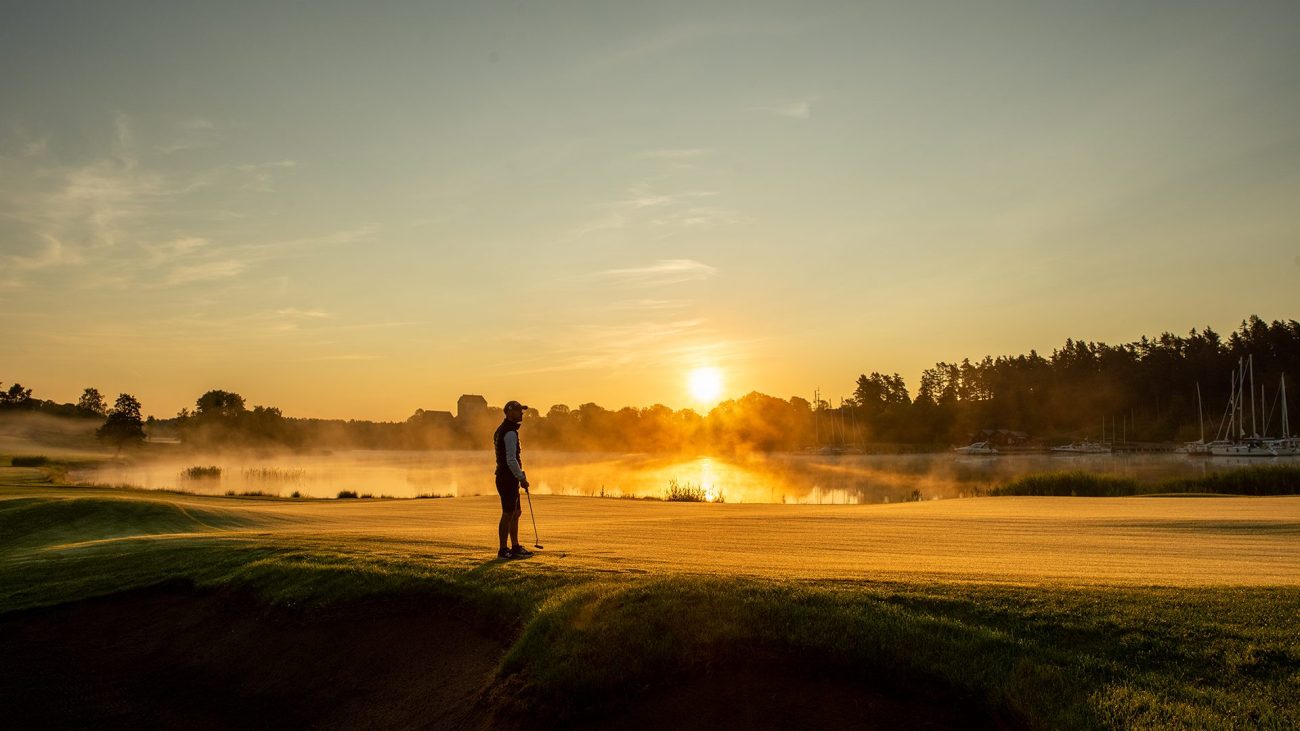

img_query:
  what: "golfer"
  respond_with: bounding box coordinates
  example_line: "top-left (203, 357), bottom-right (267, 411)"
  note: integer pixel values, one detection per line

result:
top-left (493, 400), bottom-right (533, 558)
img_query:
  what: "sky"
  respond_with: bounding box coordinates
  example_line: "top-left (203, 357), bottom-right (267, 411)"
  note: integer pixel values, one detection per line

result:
top-left (2, 1), bottom-right (1298, 421)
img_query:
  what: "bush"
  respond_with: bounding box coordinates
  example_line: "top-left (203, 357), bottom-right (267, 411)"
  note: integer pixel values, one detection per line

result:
top-left (666, 479), bottom-right (707, 502)
top-left (336, 490), bottom-right (359, 499)
top-left (182, 466), bottom-right (222, 479)
top-left (990, 471), bottom-right (1139, 497)
top-left (1160, 465), bottom-right (1300, 496)
top-left (241, 467), bottom-right (306, 481)
top-left (11, 456), bottom-right (48, 467)
top-left (990, 466), bottom-right (1300, 497)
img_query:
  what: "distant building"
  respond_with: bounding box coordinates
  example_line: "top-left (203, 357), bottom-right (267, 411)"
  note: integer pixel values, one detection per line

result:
top-left (407, 409), bottom-right (454, 428)
top-left (456, 394), bottom-right (489, 421)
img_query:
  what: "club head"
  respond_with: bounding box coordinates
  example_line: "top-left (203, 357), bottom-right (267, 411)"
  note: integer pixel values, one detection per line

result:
top-left (534, 544), bottom-right (543, 549)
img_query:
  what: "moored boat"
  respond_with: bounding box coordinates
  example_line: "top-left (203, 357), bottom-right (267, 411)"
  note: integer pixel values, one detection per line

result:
top-left (1050, 441), bottom-right (1111, 454)
top-left (954, 441), bottom-right (998, 455)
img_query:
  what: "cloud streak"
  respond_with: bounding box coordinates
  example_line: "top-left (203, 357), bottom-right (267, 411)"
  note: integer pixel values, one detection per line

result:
top-left (0, 115), bottom-right (332, 291)
top-left (754, 97), bottom-right (817, 119)
top-left (593, 259), bottom-right (718, 287)
top-left (569, 185), bottom-right (739, 240)
top-left (496, 317), bottom-right (731, 376)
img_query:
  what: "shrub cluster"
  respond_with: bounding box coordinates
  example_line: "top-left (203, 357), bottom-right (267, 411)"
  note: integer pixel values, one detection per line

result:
top-left (181, 465), bottom-right (222, 479)
top-left (991, 466), bottom-right (1300, 497)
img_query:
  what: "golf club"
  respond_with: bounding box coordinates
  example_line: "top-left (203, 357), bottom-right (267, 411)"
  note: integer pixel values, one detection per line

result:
top-left (525, 490), bottom-right (543, 549)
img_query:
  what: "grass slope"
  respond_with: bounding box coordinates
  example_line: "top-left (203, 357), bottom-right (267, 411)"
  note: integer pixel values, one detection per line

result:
top-left (2, 479), bottom-right (1298, 729)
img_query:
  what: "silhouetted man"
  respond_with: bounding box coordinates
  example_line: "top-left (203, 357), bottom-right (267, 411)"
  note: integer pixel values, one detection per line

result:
top-left (493, 400), bottom-right (532, 558)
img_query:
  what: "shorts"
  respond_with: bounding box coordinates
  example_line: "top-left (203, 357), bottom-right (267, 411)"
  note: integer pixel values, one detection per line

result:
top-left (495, 472), bottom-right (520, 513)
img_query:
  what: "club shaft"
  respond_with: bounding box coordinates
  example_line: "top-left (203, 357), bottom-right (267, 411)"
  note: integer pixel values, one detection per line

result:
top-left (525, 490), bottom-right (541, 546)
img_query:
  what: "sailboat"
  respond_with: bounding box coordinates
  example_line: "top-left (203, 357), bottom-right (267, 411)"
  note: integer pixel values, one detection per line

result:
top-left (1180, 382), bottom-right (1213, 455)
top-left (1051, 440), bottom-right (1111, 454)
top-left (1053, 416), bottom-right (1113, 454)
top-left (1265, 374), bottom-right (1298, 456)
top-left (1207, 355), bottom-right (1277, 457)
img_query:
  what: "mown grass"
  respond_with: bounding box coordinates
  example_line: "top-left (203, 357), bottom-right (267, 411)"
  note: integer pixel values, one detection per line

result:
top-left (991, 465), bottom-right (1300, 497)
top-left (2, 484), bottom-right (1298, 729)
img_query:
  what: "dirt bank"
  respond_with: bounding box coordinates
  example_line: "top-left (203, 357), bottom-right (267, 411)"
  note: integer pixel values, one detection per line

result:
top-left (0, 583), bottom-right (505, 730)
top-left (1, 584), bottom-right (1017, 729)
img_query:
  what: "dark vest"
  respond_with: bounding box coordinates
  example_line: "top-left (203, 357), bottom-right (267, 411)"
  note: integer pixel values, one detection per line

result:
top-left (493, 419), bottom-right (521, 476)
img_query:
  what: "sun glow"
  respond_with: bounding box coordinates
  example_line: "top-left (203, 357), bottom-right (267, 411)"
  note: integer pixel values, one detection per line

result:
top-left (688, 367), bottom-right (723, 404)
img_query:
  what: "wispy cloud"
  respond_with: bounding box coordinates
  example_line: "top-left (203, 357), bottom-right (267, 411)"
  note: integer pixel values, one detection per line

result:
top-left (304, 354), bottom-right (384, 362)
top-left (569, 186), bottom-right (738, 239)
top-left (499, 318), bottom-right (710, 374)
top-left (234, 160), bottom-right (296, 192)
top-left (157, 225), bottom-right (378, 289)
top-left (637, 147), bottom-right (713, 168)
top-left (608, 298), bottom-right (691, 312)
top-left (615, 189), bottom-right (718, 209)
top-left (155, 117), bottom-right (221, 154)
top-left (755, 96), bottom-right (817, 119)
top-left (275, 308), bottom-right (332, 319)
top-left (638, 147), bottom-right (711, 160)
top-left (0, 115), bottom-right (330, 290)
top-left (493, 316), bottom-right (756, 379)
top-left (593, 259), bottom-right (717, 287)
top-left (8, 233), bottom-right (83, 271)
top-left (164, 259), bottom-right (248, 286)
top-left (649, 206), bottom-right (740, 228)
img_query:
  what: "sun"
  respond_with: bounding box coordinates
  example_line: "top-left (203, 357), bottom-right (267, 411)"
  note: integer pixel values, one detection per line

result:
top-left (688, 367), bottom-right (723, 404)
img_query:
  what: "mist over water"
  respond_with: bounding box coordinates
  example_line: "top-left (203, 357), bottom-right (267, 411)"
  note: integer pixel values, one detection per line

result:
top-left (67, 450), bottom-right (1298, 503)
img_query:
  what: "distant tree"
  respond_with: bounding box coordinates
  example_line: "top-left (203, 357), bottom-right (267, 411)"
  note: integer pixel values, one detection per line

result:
top-left (195, 390), bottom-right (246, 418)
top-left (96, 393), bottom-right (146, 452)
top-left (0, 382), bottom-right (34, 410)
top-left (77, 387), bottom-right (108, 417)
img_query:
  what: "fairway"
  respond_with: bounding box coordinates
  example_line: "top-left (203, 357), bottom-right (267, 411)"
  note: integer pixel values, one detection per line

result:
top-left (5, 480), bottom-right (1300, 729)
top-left (10, 484), bottom-right (1299, 586)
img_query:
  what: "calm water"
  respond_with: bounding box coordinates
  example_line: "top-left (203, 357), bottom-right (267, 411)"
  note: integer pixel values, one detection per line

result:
top-left (68, 450), bottom-right (1299, 503)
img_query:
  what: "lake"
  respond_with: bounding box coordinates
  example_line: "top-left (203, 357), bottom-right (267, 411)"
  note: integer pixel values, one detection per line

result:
top-left (67, 450), bottom-right (1299, 503)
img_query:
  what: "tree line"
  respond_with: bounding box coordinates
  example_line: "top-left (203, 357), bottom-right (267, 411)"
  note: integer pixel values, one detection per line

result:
top-left (5, 315), bottom-right (1296, 453)
top-left (847, 315), bottom-right (1300, 445)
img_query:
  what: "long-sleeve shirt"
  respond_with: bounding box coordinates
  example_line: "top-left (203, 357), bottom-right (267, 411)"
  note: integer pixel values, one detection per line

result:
top-left (502, 430), bottom-right (526, 481)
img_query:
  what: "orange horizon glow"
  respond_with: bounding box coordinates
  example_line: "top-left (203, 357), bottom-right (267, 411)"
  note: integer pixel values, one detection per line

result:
top-left (2, 4), bottom-right (1296, 423)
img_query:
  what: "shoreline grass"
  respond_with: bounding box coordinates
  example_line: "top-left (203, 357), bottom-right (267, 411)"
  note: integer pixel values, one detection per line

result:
top-left (991, 465), bottom-right (1300, 497)
top-left (181, 465), bottom-right (222, 479)
top-left (2, 483), bottom-right (1298, 729)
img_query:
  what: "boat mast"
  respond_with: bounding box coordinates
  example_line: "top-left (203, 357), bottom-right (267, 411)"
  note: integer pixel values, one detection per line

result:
top-left (1196, 382), bottom-right (1205, 443)
top-left (813, 387), bottom-right (820, 446)
top-left (1236, 357), bottom-right (1245, 439)
top-left (1261, 383), bottom-right (1269, 436)
top-left (1249, 354), bottom-right (1257, 438)
top-left (1284, 374), bottom-right (1291, 438)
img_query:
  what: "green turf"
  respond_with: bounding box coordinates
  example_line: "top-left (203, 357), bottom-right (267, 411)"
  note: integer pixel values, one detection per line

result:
top-left (2, 481), bottom-right (1297, 730)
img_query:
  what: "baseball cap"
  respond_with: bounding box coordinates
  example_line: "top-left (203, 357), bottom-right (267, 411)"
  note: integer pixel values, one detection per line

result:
top-left (503, 400), bottom-right (529, 413)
